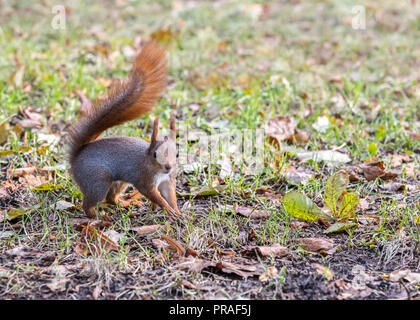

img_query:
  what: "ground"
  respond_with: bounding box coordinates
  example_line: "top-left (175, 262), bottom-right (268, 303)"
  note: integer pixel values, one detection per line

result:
top-left (0, 0), bottom-right (419, 300)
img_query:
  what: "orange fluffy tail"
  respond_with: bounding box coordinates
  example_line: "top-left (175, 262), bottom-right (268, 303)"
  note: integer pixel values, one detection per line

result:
top-left (68, 41), bottom-right (168, 161)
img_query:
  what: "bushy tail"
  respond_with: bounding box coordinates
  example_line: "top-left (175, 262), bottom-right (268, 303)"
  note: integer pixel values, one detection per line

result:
top-left (68, 41), bottom-right (167, 162)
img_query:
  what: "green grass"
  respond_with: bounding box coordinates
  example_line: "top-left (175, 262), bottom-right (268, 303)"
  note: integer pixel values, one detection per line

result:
top-left (0, 0), bottom-right (419, 300)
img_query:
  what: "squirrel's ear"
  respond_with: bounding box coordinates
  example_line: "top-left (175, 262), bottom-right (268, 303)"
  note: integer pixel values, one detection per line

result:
top-left (169, 114), bottom-right (176, 140)
top-left (149, 117), bottom-right (159, 152)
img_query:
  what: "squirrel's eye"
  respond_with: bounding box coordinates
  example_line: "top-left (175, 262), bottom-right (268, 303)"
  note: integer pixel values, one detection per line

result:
top-left (176, 151), bottom-right (179, 158)
top-left (154, 152), bottom-right (157, 158)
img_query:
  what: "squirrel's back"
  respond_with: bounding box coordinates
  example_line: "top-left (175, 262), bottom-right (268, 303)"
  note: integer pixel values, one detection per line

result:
top-left (67, 41), bottom-right (168, 163)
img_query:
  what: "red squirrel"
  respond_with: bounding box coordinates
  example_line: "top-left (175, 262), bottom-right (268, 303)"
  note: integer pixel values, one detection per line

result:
top-left (67, 41), bottom-right (182, 220)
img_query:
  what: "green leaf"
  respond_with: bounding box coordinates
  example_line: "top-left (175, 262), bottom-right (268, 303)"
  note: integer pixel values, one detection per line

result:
top-left (0, 150), bottom-right (15, 156)
top-left (282, 191), bottom-right (330, 222)
top-left (375, 125), bottom-right (386, 140)
top-left (324, 171), bottom-right (349, 217)
top-left (32, 183), bottom-right (64, 191)
top-left (368, 142), bottom-right (378, 156)
top-left (4, 208), bottom-right (28, 221)
top-left (338, 192), bottom-right (359, 220)
top-left (324, 221), bottom-right (357, 234)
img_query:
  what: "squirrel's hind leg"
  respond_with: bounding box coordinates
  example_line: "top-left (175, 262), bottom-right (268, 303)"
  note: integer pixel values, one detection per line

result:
top-left (105, 181), bottom-right (128, 205)
top-left (80, 175), bottom-right (113, 219)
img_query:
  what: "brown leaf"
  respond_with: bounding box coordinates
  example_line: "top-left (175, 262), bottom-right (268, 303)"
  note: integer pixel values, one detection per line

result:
top-left (161, 235), bottom-right (186, 257)
top-left (287, 131), bottom-right (310, 144)
top-left (259, 266), bottom-right (278, 282)
top-left (234, 204), bottom-right (271, 219)
top-left (152, 238), bottom-right (170, 249)
top-left (264, 117), bottom-right (296, 148)
top-left (186, 247), bottom-right (199, 257)
top-left (312, 263), bottom-right (334, 280)
top-left (361, 161), bottom-right (386, 181)
top-left (389, 154), bottom-right (411, 168)
top-left (404, 163), bottom-right (418, 178)
top-left (0, 123), bottom-right (9, 145)
top-left (77, 225), bottom-right (120, 255)
top-left (71, 219), bottom-right (113, 231)
top-left (298, 237), bottom-right (335, 253)
top-left (177, 256), bottom-right (215, 273)
top-left (133, 224), bottom-right (164, 235)
top-left (14, 107), bottom-right (44, 128)
top-left (381, 182), bottom-right (406, 192)
top-left (218, 249), bottom-right (235, 256)
top-left (215, 261), bottom-right (262, 279)
top-left (255, 244), bottom-right (288, 257)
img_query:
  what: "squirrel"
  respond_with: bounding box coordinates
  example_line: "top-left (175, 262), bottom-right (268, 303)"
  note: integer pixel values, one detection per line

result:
top-left (67, 41), bottom-right (182, 220)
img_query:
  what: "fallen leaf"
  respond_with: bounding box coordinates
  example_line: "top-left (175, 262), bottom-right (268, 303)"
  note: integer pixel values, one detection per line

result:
top-left (381, 182), bottom-right (406, 192)
top-left (259, 266), bottom-right (278, 282)
top-left (284, 170), bottom-right (313, 185)
top-left (234, 204), bottom-right (271, 219)
top-left (3, 207), bottom-right (29, 221)
top-left (324, 171), bottom-right (349, 216)
top-left (389, 154), bottom-right (411, 168)
top-left (215, 261), bottom-right (262, 279)
top-left (337, 192), bottom-right (359, 219)
top-left (70, 219), bottom-right (112, 230)
top-left (360, 161), bottom-right (398, 181)
top-left (161, 235), bottom-right (186, 257)
top-left (0, 123), bottom-right (9, 145)
top-left (389, 269), bottom-right (420, 284)
top-left (324, 221), bottom-right (357, 234)
top-left (77, 225), bottom-right (120, 255)
top-left (255, 244), bottom-right (288, 257)
top-left (312, 116), bottom-right (330, 133)
top-left (133, 224), bottom-right (164, 235)
top-left (312, 263), bottom-right (334, 280)
top-left (287, 131), bottom-right (310, 144)
top-left (54, 200), bottom-right (76, 211)
top-left (264, 117), bottom-right (296, 148)
top-left (177, 256), bottom-right (215, 273)
top-left (298, 237), bottom-right (335, 253)
top-left (297, 150), bottom-right (351, 164)
top-left (282, 191), bottom-right (328, 222)
top-left (404, 163), bottom-right (418, 178)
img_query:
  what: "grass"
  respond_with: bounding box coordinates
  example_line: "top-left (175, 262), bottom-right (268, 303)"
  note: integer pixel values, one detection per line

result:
top-left (0, 0), bottom-right (419, 299)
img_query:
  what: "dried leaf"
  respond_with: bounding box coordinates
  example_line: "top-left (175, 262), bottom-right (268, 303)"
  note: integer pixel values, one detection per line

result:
top-left (54, 200), bottom-right (76, 211)
top-left (161, 235), bottom-right (186, 257)
top-left (259, 266), bottom-right (278, 282)
top-left (177, 256), bottom-right (215, 273)
top-left (77, 225), bottom-right (120, 255)
top-left (215, 261), bottom-right (262, 279)
top-left (360, 161), bottom-right (385, 181)
top-left (312, 263), bottom-right (334, 280)
top-left (265, 117), bottom-right (296, 148)
top-left (235, 204), bottom-right (271, 219)
top-left (297, 150), bottom-right (351, 164)
top-left (298, 237), bottom-right (335, 253)
top-left (389, 270), bottom-right (420, 284)
top-left (133, 224), bottom-right (163, 236)
top-left (255, 244), bottom-right (288, 257)
top-left (389, 154), bottom-right (411, 168)
top-left (0, 123), bottom-right (9, 145)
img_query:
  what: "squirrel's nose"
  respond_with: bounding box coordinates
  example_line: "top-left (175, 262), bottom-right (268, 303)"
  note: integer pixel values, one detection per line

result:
top-left (165, 165), bottom-right (171, 171)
